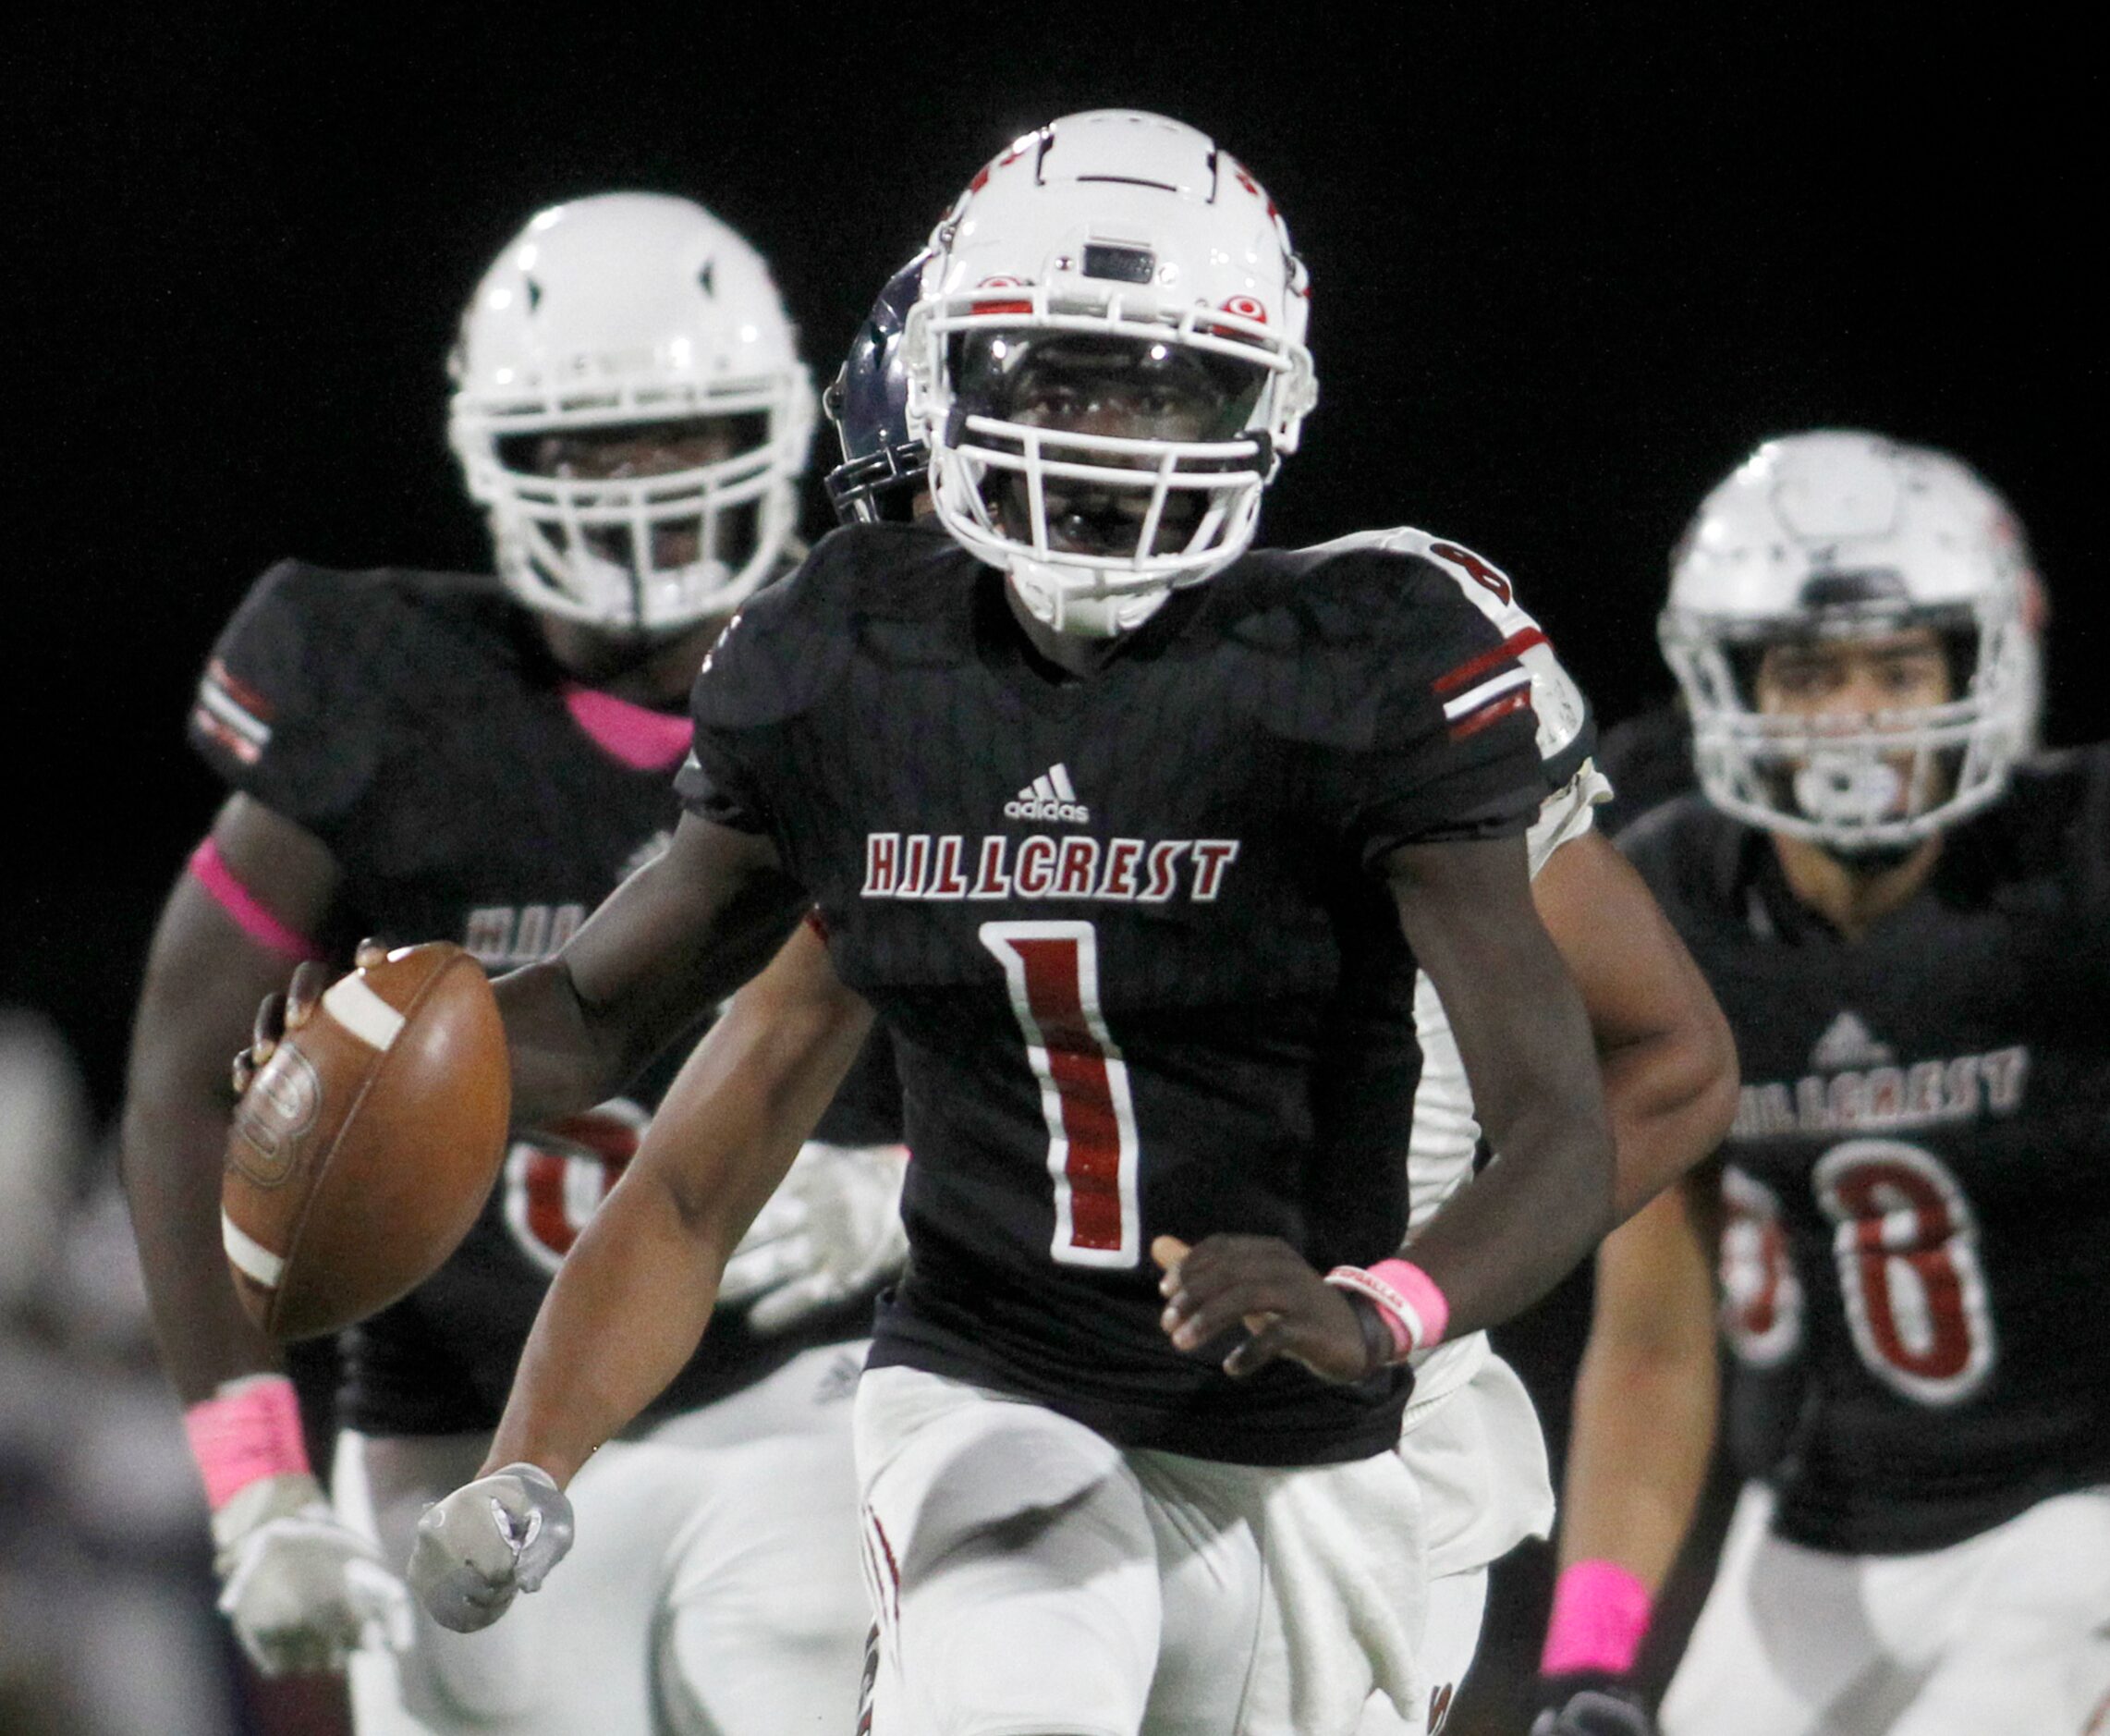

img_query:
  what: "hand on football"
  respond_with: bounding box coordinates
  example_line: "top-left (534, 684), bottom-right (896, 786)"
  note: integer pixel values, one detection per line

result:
top-left (408, 1462), bottom-right (575, 1633)
top-left (212, 1471), bottom-right (414, 1676)
top-left (1530, 1679), bottom-right (1657, 1736)
top-left (1153, 1234), bottom-right (1372, 1382)
top-left (719, 1140), bottom-right (910, 1333)
top-left (230, 939), bottom-right (387, 1096)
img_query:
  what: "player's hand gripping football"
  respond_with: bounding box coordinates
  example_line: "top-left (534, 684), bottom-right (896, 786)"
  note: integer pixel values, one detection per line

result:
top-left (1153, 1235), bottom-right (1377, 1382)
top-left (719, 1140), bottom-right (910, 1332)
top-left (230, 939), bottom-right (388, 1097)
top-left (408, 1463), bottom-right (575, 1633)
top-left (212, 1471), bottom-right (415, 1674)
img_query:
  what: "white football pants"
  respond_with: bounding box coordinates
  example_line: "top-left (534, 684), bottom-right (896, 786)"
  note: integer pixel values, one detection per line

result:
top-left (335, 1341), bottom-right (871, 1736)
top-left (853, 1363), bottom-right (1433, 1736)
top-left (1663, 1480), bottom-right (2110, 1736)
top-left (1355, 1341), bottom-right (1555, 1734)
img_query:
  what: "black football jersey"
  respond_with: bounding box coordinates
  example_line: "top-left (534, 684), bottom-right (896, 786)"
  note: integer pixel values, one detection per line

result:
top-left (190, 560), bottom-right (899, 1436)
top-left (1596, 700), bottom-right (1695, 837)
top-left (678, 520), bottom-right (1550, 1466)
top-left (1624, 752), bottom-right (2110, 1553)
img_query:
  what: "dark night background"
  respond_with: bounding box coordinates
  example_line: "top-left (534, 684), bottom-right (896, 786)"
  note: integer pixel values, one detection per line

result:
top-left (13, 6), bottom-right (2104, 1730)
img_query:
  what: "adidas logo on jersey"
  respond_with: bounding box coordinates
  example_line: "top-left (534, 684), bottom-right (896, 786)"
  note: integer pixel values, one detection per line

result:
top-left (1811, 1011), bottom-right (1894, 1071)
top-left (1004, 764), bottom-right (1091, 825)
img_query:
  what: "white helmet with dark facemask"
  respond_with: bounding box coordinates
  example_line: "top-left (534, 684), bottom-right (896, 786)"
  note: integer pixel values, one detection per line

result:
top-left (905, 111), bottom-right (1316, 637)
top-left (1661, 430), bottom-right (2038, 852)
top-left (448, 193), bottom-right (814, 632)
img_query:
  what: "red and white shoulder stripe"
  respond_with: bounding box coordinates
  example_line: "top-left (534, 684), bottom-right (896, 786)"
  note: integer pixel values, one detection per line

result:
top-left (192, 658), bottom-right (275, 766)
top-left (1303, 526), bottom-right (1591, 762)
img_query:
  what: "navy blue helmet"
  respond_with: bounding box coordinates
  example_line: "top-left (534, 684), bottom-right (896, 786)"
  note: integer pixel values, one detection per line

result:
top-left (823, 253), bottom-right (932, 524)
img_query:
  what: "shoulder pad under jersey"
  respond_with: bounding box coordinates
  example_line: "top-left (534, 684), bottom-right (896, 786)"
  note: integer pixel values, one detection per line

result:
top-left (1299, 528), bottom-right (1597, 786)
top-left (689, 523), bottom-right (966, 732)
top-left (189, 560), bottom-right (514, 837)
top-left (1616, 789), bottom-right (1743, 921)
top-left (1199, 538), bottom-right (1535, 757)
top-left (1964, 743), bottom-right (2110, 940)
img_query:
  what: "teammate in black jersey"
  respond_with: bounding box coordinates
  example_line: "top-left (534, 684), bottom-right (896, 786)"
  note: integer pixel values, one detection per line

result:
top-left (122, 193), bottom-right (908, 1735)
top-left (1535, 432), bottom-right (2110, 1736)
top-left (318, 112), bottom-right (1722, 1736)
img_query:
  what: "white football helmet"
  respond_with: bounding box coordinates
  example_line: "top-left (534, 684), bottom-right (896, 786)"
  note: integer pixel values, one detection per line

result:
top-left (449, 193), bottom-right (815, 632)
top-left (905, 111), bottom-right (1317, 636)
top-left (1661, 430), bottom-right (2037, 851)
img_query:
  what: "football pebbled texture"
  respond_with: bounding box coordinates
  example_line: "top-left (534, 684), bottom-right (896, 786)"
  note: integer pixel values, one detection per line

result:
top-left (224, 942), bottom-right (510, 1339)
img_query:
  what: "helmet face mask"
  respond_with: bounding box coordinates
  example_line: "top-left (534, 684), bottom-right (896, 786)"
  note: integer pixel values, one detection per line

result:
top-left (1663, 431), bottom-right (2037, 854)
top-left (951, 325), bottom-right (1273, 570)
top-left (907, 112), bottom-right (1316, 637)
top-left (449, 193), bottom-right (814, 634)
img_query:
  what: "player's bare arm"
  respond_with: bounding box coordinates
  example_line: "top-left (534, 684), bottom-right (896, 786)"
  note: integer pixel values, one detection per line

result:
top-left (1559, 1169), bottom-right (1722, 1592)
top-left (1161, 832), bottom-right (1617, 1371)
top-left (411, 924), bottom-right (873, 1635)
top-left (123, 793), bottom-right (339, 1403)
top-left (496, 810), bottom-right (811, 1123)
top-left (1379, 832), bottom-right (1617, 1325)
top-left (250, 810), bottom-right (812, 1131)
top-left (124, 793), bottom-right (415, 1678)
top-left (1533, 828), bottom-right (1739, 1219)
top-left (479, 919), bottom-right (873, 1488)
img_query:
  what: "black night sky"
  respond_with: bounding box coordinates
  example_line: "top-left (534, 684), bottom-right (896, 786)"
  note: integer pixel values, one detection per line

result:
top-left (20, 7), bottom-right (2103, 1109)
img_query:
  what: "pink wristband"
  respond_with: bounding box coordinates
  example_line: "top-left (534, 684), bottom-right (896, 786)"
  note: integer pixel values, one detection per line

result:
top-left (1323, 1257), bottom-right (1450, 1362)
top-left (183, 1375), bottom-right (311, 1510)
top-left (188, 838), bottom-right (325, 961)
top-left (1541, 1559), bottom-right (1653, 1675)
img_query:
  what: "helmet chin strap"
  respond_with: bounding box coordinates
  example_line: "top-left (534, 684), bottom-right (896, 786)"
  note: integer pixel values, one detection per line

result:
top-left (1008, 560), bottom-right (1170, 640)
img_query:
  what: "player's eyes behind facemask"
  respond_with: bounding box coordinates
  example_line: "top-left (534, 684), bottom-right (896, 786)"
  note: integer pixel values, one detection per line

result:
top-left (500, 415), bottom-right (765, 482)
top-left (946, 331), bottom-right (1272, 562)
top-left (1721, 620), bottom-right (1972, 844)
top-left (488, 415), bottom-right (771, 617)
top-left (953, 331), bottom-right (1264, 450)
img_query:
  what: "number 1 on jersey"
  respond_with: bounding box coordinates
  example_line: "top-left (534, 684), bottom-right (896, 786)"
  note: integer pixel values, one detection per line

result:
top-left (981, 921), bottom-right (1141, 1268)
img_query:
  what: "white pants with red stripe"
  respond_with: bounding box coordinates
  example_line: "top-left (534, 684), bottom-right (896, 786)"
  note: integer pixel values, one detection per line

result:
top-left (1663, 1481), bottom-right (2110, 1736)
top-left (335, 1342), bottom-right (870, 1735)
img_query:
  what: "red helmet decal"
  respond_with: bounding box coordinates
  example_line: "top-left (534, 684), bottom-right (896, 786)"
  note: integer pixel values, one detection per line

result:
top-left (1222, 295), bottom-right (1268, 324)
top-left (973, 275), bottom-right (1033, 316)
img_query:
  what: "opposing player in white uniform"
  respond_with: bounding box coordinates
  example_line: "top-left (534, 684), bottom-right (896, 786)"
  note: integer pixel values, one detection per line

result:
top-left (1535, 433), bottom-right (2110, 1736)
top-left (122, 193), bottom-right (908, 1734)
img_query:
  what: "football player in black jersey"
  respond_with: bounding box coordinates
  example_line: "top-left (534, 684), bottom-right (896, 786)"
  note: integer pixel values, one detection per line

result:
top-left (319, 112), bottom-right (1734, 1735)
top-left (730, 249), bottom-right (1738, 1734)
top-left (122, 193), bottom-right (909, 1734)
top-left (1534, 432), bottom-right (2110, 1736)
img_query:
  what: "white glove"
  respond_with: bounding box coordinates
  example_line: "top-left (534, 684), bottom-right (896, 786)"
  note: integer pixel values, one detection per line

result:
top-left (212, 1472), bottom-right (415, 1675)
top-left (718, 1140), bottom-right (909, 1334)
top-left (408, 1462), bottom-right (574, 1634)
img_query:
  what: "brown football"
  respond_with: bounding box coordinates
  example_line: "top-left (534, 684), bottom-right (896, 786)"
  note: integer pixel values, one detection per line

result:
top-left (223, 942), bottom-right (510, 1340)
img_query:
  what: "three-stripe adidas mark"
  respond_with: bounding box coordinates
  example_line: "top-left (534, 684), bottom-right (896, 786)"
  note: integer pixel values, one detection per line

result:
top-left (1004, 763), bottom-right (1091, 825)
